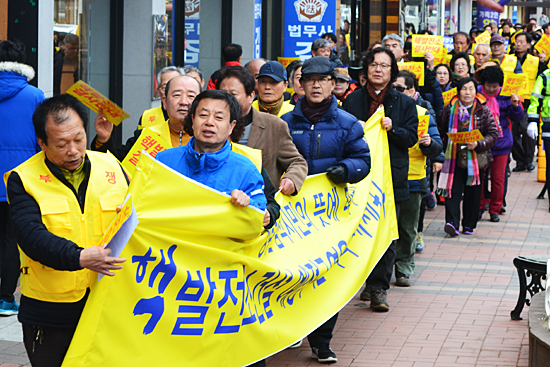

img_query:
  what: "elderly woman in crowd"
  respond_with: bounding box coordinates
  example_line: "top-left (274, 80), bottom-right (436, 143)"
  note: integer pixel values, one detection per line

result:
top-left (286, 60), bottom-right (304, 105)
top-left (450, 52), bottom-right (471, 87)
top-left (477, 65), bottom-right (523, 222)
top-left (435, 63), bottom-right (453, 92)
top-left (437, 77), bottom-right (498, 236)
top-left (332, 67), bottom-right (353, 103)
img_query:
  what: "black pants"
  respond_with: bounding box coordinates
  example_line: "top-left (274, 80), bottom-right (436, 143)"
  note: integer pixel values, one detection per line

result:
top-left (307, 313), bottom-right (338, 347)
top-left (444, 165), bottom-right (485, 230)
top-left (22, 324), bottom-right (76, 367)
top-left (511, 102), bottom-right (536, 168)
top-left (0, 202), bottom-right (20, 303)
top-left (366, 203), bottom-right (401, 291)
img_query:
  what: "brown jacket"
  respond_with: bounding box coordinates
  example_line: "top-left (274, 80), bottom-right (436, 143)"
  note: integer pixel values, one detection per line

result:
top-left (248, 108), bottom-right (308, 192)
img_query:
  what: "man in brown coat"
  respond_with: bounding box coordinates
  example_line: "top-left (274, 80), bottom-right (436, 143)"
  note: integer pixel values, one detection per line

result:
top-left (216, 66), bottom-right (308, 195)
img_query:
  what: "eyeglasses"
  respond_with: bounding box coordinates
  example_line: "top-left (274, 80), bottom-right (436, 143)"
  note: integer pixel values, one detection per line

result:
top-left (369, 62), bottom-right (392, 70)
top-left (303, 77), bottom-right (332, 86)
top-left (436, 71), bottom-right (449, 76)
top-left (394, 85), bottom-right (408, 92)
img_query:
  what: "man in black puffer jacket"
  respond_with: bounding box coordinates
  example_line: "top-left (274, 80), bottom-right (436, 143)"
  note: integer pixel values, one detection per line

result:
top-left (343, 47), bottom-right (418, 312)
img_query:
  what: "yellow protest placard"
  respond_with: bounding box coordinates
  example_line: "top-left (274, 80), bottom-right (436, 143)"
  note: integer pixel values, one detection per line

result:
top-left (501, 73), bottom-right (526, 97)
top-left (398, 62), bottom-right (424, 86)
top-left (61, 111), bottom-right (398, 367)
top-left (475, 31), bottom-right (491, 45)
top-left (97, 195), bottom-right (134, 248)
top-left (535, 34), bottom-right (550, 57)
top-left (121, 127), bottom-right (170, 176)
top-left (442, 88), bottom-right (457, 105)
top-left (417, 115), bottom-right (429, 139)
top-left (447, 129), bottom-right (484, 144)
top-left (277, 56), bottom-right (300, 69)
top-left (433, 47), bottom-right (448, 66)
top-left (444, 54), bottom-right (453, 66)
top-left (66, 81), bottom-right (130, 126)
top-left (412, 35), bottom-right (443, 58)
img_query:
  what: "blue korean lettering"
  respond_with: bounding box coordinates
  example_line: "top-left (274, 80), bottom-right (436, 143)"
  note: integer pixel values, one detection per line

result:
top-left (171, 305), bottom-right (209, 336)
top-left (176, 270), bottom-right (204, 302)
top-left (133, 295), bottom-right (164, 335)
top-left (148, 244), bottom-right (177, 294)
top-left (132, 247), bottom-right (156, 283)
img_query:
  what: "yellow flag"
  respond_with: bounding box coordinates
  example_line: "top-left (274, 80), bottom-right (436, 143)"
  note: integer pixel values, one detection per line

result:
top-left (62, 112), bottom-right (398, 367)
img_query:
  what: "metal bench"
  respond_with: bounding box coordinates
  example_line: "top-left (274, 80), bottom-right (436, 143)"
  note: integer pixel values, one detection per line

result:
top-left (511, 256), bottom-right (549, 321)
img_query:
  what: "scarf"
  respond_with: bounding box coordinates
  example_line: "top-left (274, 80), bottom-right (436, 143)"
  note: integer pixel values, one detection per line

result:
top-left (258, 96), bottom-right (284, 116)
top-left (437, 99), bottom-right (480, 197)
top-left (366, 83), bottom-right (389, 117)
top-left (302, 96), bottom-right (332, 124)
top-left (412, 91), bottom-right (420, 101)
top-left (481, 85), bottom-right (504, 138)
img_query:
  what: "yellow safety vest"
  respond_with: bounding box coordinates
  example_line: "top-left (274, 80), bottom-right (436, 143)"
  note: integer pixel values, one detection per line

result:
top-left (147, 121), bottom-right (192, 148)
top-left (138, 105), bottom-right (165, 130)
top-left (522, 54), bottom-right (539, 100)
top-left (7, 151), bottom-right (128, 303)
top-left (231, 142), bottom-right (262, 172)
top-left (408, 105), bottom-right (429, 181)
top-left (500, 54), bottom-right (518, 75)
top-left (251, 100), bottom-right (295, 118)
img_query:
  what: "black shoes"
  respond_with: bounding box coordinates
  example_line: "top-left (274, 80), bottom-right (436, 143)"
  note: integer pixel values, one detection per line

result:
top-left (311, 345), bottom-right (337, 363)
top-left (527, 163), bottom-right (536, 171)
top-left (490, 213), bottom-right (500, 222)
top-left (512, 165), bottom-right (526, 172)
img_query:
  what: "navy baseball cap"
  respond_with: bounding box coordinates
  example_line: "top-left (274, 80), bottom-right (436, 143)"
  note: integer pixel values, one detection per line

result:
top-left (257, 61), bottom-right (288, 82)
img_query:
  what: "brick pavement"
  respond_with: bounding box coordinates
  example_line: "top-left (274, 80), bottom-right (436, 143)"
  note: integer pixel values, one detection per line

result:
top-left (0, 169), bottom-right (547, 366)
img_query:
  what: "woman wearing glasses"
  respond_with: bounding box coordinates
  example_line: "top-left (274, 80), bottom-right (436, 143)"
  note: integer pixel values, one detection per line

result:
top-left (435, 63), bottom-right (453, 92)
top-left (450, 52), bottom-right (471, 88)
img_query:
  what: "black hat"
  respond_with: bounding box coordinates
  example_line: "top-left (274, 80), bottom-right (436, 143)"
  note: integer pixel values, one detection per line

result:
top-left (300, 56), bottom-right (334, 79)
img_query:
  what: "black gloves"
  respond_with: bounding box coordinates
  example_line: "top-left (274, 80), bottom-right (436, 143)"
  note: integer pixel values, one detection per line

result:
top-left (326, 165), bottom-right (348, 184)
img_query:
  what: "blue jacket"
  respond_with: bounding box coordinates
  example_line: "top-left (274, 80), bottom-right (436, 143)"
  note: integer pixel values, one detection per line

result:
top-left (0, 62), bottom-right (45, 201)
top-left (281, 96), bottom-right (370, 183)
top-left (155, 138), bottom-right (267, 210)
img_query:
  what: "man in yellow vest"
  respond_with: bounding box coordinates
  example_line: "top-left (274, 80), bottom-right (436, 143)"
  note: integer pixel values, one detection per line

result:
top-left (5, 95), bottom-right (128, 366)
top-left (252, 61), bottom-right (294, 118)
top-left (138, 66), bottom-right (185, 130)
top-left (512, 32), bottom-right (548, 171)
top-left (93, 75), bottom-right (201, 160)
top-left (490, 34), bottom-right (523, 75)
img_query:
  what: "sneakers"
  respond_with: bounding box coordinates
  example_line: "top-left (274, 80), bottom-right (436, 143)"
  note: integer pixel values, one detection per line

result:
top-left (395, 272), bottom-right (410, 287)
top-left (490, 213), bottom-right (500, 222)
top-left (289, 339), bottom-right (302, 349)
top-left (0, 300), bottom-right (19, 316)
top-left (311, 345), bottom-right (337, 363)
top-left (415, 232), bottom-right (425, 252)
top-left (444, 223), bottom-right (459, 237)
top-left (360, 284), bottom-right (371, 301)
top-left (462, 227), bottom-right (474, 235)
top-left (370, 289), bottom-right (389, 312)
top-left (426, 192), bottom-right (436, 210)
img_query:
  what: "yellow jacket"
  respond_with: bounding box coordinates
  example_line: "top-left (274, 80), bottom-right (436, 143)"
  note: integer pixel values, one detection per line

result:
top-left (408, 105), bottom-right (429, 180)
top-left (252, 99), bottom-right (294, 118)
top-left (8, 151), bottom-right (128, 303)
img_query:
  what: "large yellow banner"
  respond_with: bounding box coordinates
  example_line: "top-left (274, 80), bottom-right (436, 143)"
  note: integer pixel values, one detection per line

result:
top-left (62, 110), bottom-right (397, 367)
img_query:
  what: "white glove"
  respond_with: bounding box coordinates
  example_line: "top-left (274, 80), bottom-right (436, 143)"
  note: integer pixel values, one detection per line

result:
top-left (527, 122), bottom-right (538, 140)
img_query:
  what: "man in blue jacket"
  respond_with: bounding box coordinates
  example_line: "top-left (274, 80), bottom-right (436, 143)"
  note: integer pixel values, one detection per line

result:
top-left (156, 90), bottom-right (267, 212)
top-left (281, 56), bottom-right (370, 364)
top-left (0, 40), bottom-right (45, 316)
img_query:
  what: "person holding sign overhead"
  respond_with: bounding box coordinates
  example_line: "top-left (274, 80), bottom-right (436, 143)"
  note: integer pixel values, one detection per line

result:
top-left (437, 78), bottom-right (498, 237)
top-left (477, 66), bottom-right (524, 222)
top-left (5, 95), bottom-right (129, 367)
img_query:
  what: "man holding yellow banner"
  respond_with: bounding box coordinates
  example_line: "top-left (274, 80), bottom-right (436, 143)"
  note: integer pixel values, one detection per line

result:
top-left (92, 75), bottom-right (201, 163)
top-left (5, 95), bottom-right (128, 367)
top-left (281, 56), bottom-right (370, 363)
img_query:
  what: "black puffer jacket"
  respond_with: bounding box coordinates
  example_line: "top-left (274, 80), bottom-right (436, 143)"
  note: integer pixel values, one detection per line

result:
top-left (343, 86), bottom-right (419, 202)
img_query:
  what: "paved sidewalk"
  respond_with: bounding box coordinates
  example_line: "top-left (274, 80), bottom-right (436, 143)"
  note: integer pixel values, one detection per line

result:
top-left (0, 169), bottom-right (547, 366)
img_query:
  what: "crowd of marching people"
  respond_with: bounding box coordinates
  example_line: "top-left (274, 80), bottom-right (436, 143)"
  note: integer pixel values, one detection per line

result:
top-left (2, 15), bottom-right (550, 366)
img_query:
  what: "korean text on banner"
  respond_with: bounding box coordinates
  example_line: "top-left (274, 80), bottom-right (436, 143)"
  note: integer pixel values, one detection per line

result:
top-left (121, 128), bottom-right (170, 177)
top-left (474, 31), bottom-right (491, 45)
top-left (447, 129), bottom-right (484, 144)
top-left (277, 56), bottom-right (301, 69)
top-left (535, 34), bottom-right (550, 59)
top-left (417, 115), bottom-right (429, 139)
top-left (398, 62), bottom-right (424, 86)
top-left (66, 81), bottom-right (129, 126)
top-left (500, 73), bottom-right (526, 97)
top-left (411, 35), bottom-right (443, 58)
top-left (433, 47), bottom-right (448, 66)
top-left (442, 88), bottom-right (457, 105)
top-left (61, 109), bottom-right (398, 367)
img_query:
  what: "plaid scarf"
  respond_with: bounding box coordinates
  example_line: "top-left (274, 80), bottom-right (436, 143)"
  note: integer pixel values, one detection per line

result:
top-left (437, 99), bottom-right (481, 197)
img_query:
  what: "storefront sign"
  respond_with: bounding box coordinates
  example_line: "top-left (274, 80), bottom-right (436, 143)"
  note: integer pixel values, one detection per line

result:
top-left (254, 0), bottom-right (262, 59)
top-left (283, 0), bottom-right (336, 59)
top-left (185, 0), bottom-right (200, 66)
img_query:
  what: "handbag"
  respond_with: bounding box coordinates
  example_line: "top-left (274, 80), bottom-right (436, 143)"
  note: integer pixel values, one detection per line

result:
top-left (457, 147), bottom-right (488, 170)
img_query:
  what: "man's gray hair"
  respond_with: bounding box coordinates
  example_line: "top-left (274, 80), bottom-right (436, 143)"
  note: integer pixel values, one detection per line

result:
top-left (382, 33), bottom-right (404, 49)
top-left (311, 38), bottom-right (331, 51)
top-left (156, 66), bottom-right (185, 86)
top-left (244, 58), bottom-right (266, 71)
top-left (474, 43), bottom-right (490, 53)
top-left (490, 20), bottom-right (498, 26)
top-left (183, 65), bottom-right (204, 81)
